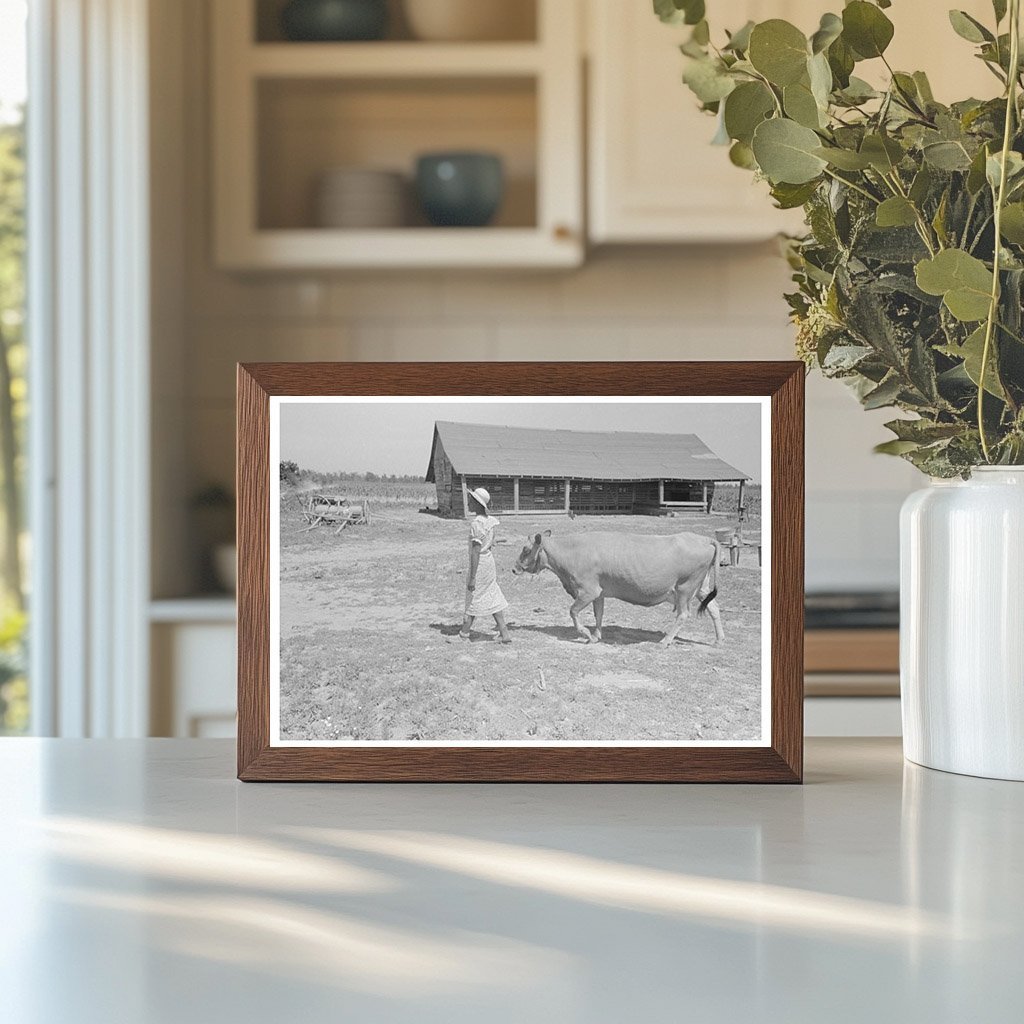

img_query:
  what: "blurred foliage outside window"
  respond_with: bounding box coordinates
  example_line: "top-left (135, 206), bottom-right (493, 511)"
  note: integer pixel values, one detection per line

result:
top-left (0, 1), bottom-right (28, 733)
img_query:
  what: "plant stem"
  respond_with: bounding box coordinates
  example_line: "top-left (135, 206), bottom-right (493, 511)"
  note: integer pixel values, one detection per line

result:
top-left (822, 167), bottom-right (881, 205)
top-left (979, 0), bottom-right (1021, 462)
top-left (884, 171), bottom-right (939, 254)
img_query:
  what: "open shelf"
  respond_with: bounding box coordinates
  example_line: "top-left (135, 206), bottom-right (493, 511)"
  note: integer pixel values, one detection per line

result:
top-left (212, 0), bottom-right (582, 268)
top-left (249, 41), bottom-right (544, 77)
top-left (254, 0), bottom-right (539, 45)
top-left (257, 76), bottom-right (538, 232)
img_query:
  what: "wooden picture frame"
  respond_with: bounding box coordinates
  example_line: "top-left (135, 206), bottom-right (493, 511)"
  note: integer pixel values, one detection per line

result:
top-left (237, 362), bottom-right (804, 782)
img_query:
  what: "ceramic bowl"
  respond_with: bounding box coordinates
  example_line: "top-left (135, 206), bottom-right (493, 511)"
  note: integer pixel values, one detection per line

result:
top-left (415, 152), bottom-right (504, 228)
top-left (281, 0), bottom-right (388, 42)
top-left (316, 168), bottom-right (407, 228)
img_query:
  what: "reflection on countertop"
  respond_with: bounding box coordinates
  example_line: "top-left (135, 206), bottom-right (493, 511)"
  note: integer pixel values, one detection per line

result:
top-left (1, 738), bottom-right (1022, 1022)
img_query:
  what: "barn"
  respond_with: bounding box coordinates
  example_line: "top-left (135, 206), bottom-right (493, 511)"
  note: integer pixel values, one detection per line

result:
top-left (425, 420), bottom-right (750, 518)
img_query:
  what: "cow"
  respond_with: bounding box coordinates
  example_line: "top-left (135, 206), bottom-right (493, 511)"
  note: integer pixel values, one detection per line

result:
top-left (512, 530), bottom-right (724, 646)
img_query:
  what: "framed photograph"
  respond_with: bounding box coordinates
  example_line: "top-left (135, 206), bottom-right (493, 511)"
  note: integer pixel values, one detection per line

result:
top-left (237, 362), bottom-right (803, 782)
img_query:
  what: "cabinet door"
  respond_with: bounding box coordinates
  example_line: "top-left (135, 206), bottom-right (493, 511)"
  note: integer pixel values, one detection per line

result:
top-left (587, 0), bottom-right (810, 243)
top-left (588, 0), bottom-right (995, 244)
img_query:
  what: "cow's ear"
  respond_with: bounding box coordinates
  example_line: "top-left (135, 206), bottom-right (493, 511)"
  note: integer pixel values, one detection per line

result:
top-left (543, 529), bottom-right (552, 537)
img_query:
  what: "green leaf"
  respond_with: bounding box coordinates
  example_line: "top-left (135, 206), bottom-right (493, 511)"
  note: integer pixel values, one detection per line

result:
top-left (932, 190), bottom-right (950, 247)
top-left (827, 35), bottom-right (856, 88)
top-left (729, 140), bottom-right (757, 169)
top-left (842, 1), bottom-right (895, 59)
top-left (860, 133), bottom-right (904, 173)
top-left (1000, 203), bottom-right (1024, 244)
top-left (913, 71), bottom-right (935, 104)
top-left (862, 374), bottom-right (903, 409)
top-left (967, 144), bottom-right (991, 194)
top-left (808, 51), bottom-right (833, 108)
top-left (874, 439), bottom-right (922, 455)
top-left (771, 180), bottom-right (820, 209)
top-left (909, 164), bottom-right (933, 205)
top-left (814, 146), bottom-right (872, 170)
top-left (891, 72), bottom-right (924, 112)
top-left (724, 20), bottom-right (755, 53)
top-left (837, 76), bottom-right (879, 104)
top-left (939, 326), bottom-right (1006, 397)
top-left (723, 81), bottom-right (775, 144)
top-left (682, 57), bottom-right (736, 104)
top-left (748, 20), bottom-right (809, 86)
top-left (876, 197), bottom-right (918, 228)
top-left (986, 150), bottom-right (1024, 191)
top-left (810, 12), bottom-right (843, 54)
top-left (884, 418), bottom-right (963, 443)
top-left (915, 250), bottom-right (994, 322)
top-left (948, 10), bottom-right (994, 44)
top-left (653, 0), bottom-right (705, 26)
top-left (922, 140), bottom-right (972, 171)
top-left (784, 80), bottom-right (824, 129)
top-left (751, 118), bottom-right (828, 184)
top-left (993, 0), bottom-right (1008, 24)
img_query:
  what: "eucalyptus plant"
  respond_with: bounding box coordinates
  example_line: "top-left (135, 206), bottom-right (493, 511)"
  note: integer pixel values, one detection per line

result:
top-left (657, 0), bottom-right (1024, 475)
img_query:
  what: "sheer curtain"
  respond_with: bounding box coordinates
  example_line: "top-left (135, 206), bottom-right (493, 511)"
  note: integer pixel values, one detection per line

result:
top-left (28, 0), bottom-right (150, 736)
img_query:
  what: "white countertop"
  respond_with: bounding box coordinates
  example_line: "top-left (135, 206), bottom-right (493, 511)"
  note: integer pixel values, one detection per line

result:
top-left (1, 738), bottom-right (1020, 1023)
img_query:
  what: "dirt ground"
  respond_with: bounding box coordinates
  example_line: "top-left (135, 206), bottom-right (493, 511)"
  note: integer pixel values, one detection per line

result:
top-left (278, 489), bottom-right (763, 743)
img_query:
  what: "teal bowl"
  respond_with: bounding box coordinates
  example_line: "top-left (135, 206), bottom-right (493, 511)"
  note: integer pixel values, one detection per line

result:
top-left (281, 0), bottom-right (388, 42)
top-left (415, 153), bottom-right (505, 228)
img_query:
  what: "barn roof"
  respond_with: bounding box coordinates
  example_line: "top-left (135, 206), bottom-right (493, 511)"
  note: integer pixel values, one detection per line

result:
top-left (425, 421), bottom-right (749, 483)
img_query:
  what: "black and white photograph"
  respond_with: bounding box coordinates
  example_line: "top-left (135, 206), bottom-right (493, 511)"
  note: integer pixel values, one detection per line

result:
top-left (270, 397), bottom-right (770, 747)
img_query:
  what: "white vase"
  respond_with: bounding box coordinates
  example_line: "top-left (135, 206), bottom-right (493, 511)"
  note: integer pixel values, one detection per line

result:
top-left (900, 467), bottom-right (1024, 780)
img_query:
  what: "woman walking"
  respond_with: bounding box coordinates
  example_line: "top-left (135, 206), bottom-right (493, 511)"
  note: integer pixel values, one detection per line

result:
top-left (461, 487), bottom-right (512, 643)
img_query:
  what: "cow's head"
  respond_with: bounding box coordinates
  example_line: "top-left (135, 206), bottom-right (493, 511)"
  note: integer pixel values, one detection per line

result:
top-left (512, 531), bottom-right (551, 575)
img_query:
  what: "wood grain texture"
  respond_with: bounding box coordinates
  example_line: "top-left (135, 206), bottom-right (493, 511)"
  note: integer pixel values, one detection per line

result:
top-left (236, 361), bottom-right (805, 783)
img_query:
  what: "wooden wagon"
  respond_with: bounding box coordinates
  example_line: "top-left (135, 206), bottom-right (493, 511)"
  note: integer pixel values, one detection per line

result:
top-left (301, 494), bottom-right (372, 534)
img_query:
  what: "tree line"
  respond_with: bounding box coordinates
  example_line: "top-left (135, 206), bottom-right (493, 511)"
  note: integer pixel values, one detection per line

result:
top-left (280, 461), bottom-right (426, 486)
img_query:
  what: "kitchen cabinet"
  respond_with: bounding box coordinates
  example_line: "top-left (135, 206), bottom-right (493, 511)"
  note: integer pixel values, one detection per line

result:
top-left (586, 0), bottom-right (998, 244)
top-left (587, 0), bottom-right (813, 243)
top-left (150, 600), bottom-right (237, 738)
top-left (211, 0), bottom-right (583, 269)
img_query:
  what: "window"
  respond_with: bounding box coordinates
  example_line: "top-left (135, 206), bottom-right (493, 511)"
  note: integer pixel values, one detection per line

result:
top-left (0, 0), bottom-right (27, 734)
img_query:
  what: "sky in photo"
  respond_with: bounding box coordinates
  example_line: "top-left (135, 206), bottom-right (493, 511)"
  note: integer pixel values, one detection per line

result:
top-left (279, 399), bottom-right (764, 481)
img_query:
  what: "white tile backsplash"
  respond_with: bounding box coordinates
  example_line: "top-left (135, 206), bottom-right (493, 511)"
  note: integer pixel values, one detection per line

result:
top-left (180, 250), bottom-right (919, 592)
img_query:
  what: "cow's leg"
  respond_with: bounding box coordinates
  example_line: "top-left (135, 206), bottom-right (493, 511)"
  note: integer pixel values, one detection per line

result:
top-left (699, 586), bottom-right (726, 644)
top-left (569, 593), bottom-right (600, 643)
top-left (706, 596), bottom-right (725, 643)
top-left (660, 587), bottom-right (691, 646)
top-left (593, 596), bottom-right (605, 642)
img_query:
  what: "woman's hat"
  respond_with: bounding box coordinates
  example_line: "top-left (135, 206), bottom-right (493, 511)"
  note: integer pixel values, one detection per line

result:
top-left (469, 486), bottom-right (490, 509)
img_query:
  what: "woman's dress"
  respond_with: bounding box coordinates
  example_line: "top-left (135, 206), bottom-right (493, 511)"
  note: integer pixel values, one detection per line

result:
top-left (466, 514), bottom-right (509, 616)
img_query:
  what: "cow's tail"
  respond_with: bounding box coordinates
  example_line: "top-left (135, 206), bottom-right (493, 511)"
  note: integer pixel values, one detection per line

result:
top-left (697, 542), bottom-right (720, 617)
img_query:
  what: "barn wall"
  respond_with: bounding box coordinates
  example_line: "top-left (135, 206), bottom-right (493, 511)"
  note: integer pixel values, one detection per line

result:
top-left (431, 436), bottom-right (455, 516)
top-left (568, 480), bottom-right (635, 514)
top-left (452, 474), bottom-right (467, 519)
top-left (634, 481), bottom-right (661, 514)
top-left (518, 478), bottom-right (566, 512)
top-left (462, 476), bottom-right (515, 514)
